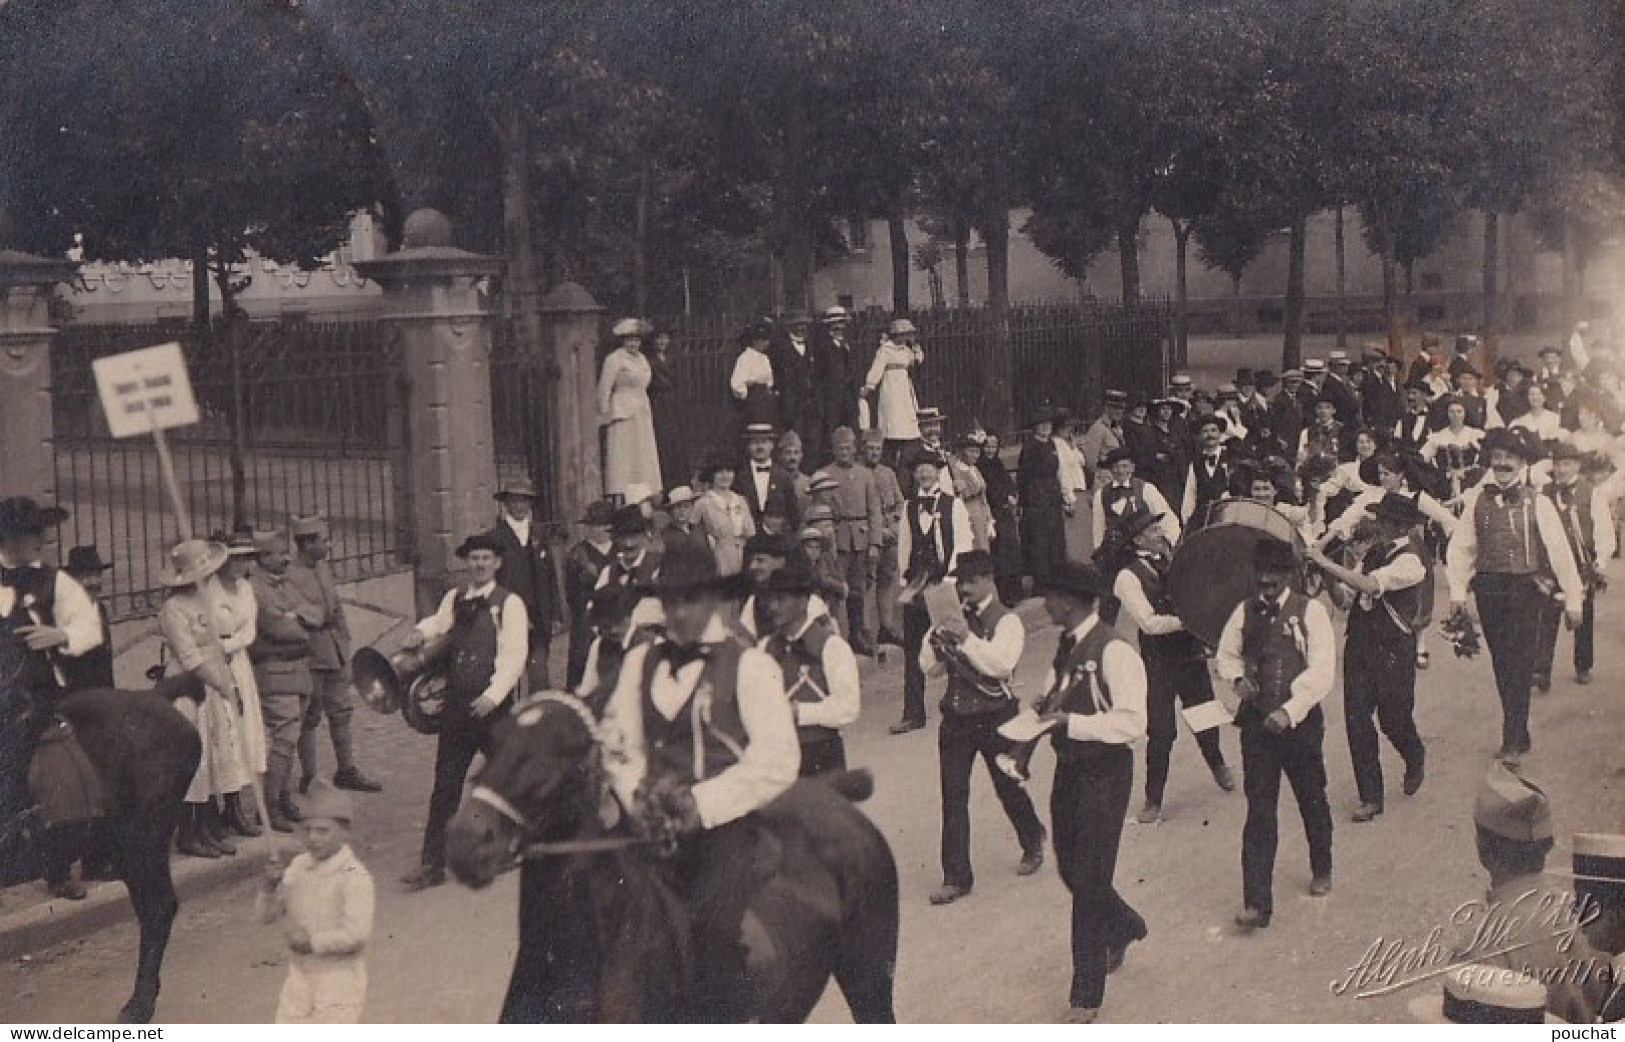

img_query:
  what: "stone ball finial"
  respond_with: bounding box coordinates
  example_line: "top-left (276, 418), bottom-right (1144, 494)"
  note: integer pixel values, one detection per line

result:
top-left (401, 208), bottom-right (454, 250)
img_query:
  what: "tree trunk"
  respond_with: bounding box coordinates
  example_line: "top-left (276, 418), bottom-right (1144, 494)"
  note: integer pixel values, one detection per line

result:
top-left (211, 259), bottom-right (247, 529)
top-left (1376, 208), bottom-right (1400, 354)
top-left (1334, 205), bottom-right (1348, 349)
top-left (953, 217), bottom-right (971, 306)
top-left (1231, 276), bottom-right (1244, 337)
top-left (1172, 219), bottom-right (1190, 365)
top-left (1117, 215), bottom-right (1142, 304)
top-left (888, 211), bottom-right (910, 314)
top-left (978, 201), bottom-right (1014, 434)
top-left (1482, 209), bottom-right (1500, 353)
top-left (191, 246), bottom-right (211, 332)
top-left (1282, 213), bottom-right (1308, 371)
top-left (633, 159), bottom-right (651, 317)
top-left (496, 101), bottom-right (552, 512)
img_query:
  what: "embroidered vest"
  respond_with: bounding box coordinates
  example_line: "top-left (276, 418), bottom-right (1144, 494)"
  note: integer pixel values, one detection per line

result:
top-left (1239, 591), bottom-right (1310, 721)
top-left (447, 583), bottom-right (514, 707)
top-left (638, 640), bottom-right (749, 785)
top-left (904, 493), bottom-right (956, 582)
top-left (1191, 456), bottom-right (1230, 515)
top-left (1545, 479), bottom-right (1596, 570)
top-left (1101, 479), bottom-right (1150, 535)
top-left (1046, 621), bottom-right (1123, 762)
top-left (1126, 558), bottom-right (1204, 661)
top-left (1473, 486), bottom-right (1542, 575)
top-left (1, 565), bottom-right (62, 696)
top-left (765, 615), bottom-right (841, 745)
top-left (1305, 421), bottom-right (1345, 459)
top-left (941, 598), bottom-right (1015, 717)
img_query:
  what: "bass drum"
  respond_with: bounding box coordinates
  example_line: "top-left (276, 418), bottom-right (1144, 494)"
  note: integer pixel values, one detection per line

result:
top-left (1167, 500), bottom-right (1304, 647)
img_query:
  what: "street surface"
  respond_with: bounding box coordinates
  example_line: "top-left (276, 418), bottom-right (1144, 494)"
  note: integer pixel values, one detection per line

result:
top-left (4, 583), bottom-right (1622, 1023)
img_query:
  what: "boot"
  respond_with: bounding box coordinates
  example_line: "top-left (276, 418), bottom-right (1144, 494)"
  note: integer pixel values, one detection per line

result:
top-left (264, 755), bottom-right (296, 833)
top-left (329, 715), bottom-right (381, 792)
top-left (203, 803), bottom-right (237, 856)
top-left (225, 790), bottom-right (262, 837)
top-left (175, 806), bottom-right (220, 859)
top-left (297, 724), bottom-right (319, 794)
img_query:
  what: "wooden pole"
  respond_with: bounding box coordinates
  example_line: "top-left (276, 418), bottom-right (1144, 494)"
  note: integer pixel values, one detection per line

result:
top-left (149, 424), bottom-right (192, 542)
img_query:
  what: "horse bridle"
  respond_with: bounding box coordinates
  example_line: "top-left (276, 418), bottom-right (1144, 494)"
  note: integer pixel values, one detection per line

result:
top-left (466, 691), bottom-right (650, 861)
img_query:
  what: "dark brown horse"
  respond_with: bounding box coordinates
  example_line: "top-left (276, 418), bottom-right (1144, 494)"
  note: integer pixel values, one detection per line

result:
top-left (3, 646), bottom-right (201, 1023)
top-left (445, 693), bottom-right (899, 1024)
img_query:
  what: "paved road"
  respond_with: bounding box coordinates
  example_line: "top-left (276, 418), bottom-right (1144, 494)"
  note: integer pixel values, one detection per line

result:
top-left (5, 577), bottom-right (1622, 1024)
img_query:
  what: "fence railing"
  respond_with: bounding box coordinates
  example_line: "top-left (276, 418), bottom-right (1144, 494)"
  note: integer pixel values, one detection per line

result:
top-left (51, 321), bottom-right (407, 619)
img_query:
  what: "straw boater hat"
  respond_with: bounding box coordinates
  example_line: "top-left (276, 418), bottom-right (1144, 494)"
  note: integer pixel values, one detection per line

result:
top-left (742, 422), bottom-right (778, 440)
top-left (611, 317), bottom-right (646, 339)
top-left (161, 538), bottom-right (229, 588)
top-left (665, 485), bottom-right (699, 509)
top-left (1303, 358), bottom-right (1327, 374)
top-left (290, 514), bottom-right (328, 540)
top-left (495, 477), bottom-right (538, 501)
top-left (821, 306), bottom-right (851, 324)
top-left (0, 497), bottom-right (69, 540)
top-left (224, 530), bottom-right (259, 557)
top-left (1406, 963), bottom-right (1556, 1023)
top-left (888, 318), bottom-right (917, 337)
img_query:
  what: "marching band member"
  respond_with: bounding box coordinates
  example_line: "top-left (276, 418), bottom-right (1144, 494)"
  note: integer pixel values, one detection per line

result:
top-left (759, 563), bottom-right (860, 777)
top-left (1533, 441), bottom-right (1617, 690)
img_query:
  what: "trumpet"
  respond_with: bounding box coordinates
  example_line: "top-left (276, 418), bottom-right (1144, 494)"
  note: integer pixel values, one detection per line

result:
top-left (928, 627), bottom-right (1015, 702)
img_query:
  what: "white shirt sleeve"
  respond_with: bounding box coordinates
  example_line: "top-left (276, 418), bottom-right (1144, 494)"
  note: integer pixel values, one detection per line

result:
top-left (956, 611), bottom-right (1025, 679)
top-left (1089, 487), bottom-right (1107, 551)
top-left (600, 644), bottom-right (652, 813)
top-left (308, 859), bottom-right (376, 956)
top-left (1063, 640), bottom-right (1146, 744)
top-left (1113, 567), bottom-right (1184, 636)
top-left (481, 593), bottom-right (531, 706)
top-left (691, 648), bottom-right (799, 828)
top-left (576, 636), bottom-right (605, 698)
top-left (1141, 484), bottom-right (1183, 544)
top-left (52, 570), bottom-right (104, 658)
top-left (1593, 487), bottom-right (1617, 568)
top-left (1368, 550), bottom-right (1427, 594)
top-left (414, 589), bottom-right (460, 641)
top-left (796, 636), bottom-right (861, 730)
top-left (1534, 496), bottom-right (1586, 609)
top-left (948, 500), bottom-right (973, 574)
top-left (1214, 603), bottom-right (1247, 684)
top-left (1445, 487), bottom-right (1481, 603)
top-left (1180, 466), bottom-right (1196, 524)
top-left (1281, 598), bottom-right (1336, 726)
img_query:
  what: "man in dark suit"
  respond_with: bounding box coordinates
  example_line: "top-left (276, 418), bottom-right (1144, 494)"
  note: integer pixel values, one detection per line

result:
top-left (484, 478), bottom-right (563, 690)
top-left (1321, 352), bottom-right (1363, 429)
top-left (814, 306), bottom-right (864, 446)
top-left (770, 309), bottom-right (824, 465)
top-left (1361, 351), bottom-right (1404, 433)
top-left (734, 422), bottom-right (802, 535)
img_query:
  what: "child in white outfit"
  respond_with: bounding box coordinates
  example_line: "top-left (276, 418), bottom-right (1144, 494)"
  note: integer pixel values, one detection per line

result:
top-left (257, 782), bottom-right (375, 1023)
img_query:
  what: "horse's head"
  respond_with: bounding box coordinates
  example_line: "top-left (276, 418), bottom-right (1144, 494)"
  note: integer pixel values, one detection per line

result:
top-left (446, 693), bottom-right (600, 889)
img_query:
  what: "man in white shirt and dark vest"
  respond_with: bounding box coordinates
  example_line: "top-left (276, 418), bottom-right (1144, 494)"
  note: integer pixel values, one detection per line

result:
top-left (1180, 414), bottom-right (1239, 525)
top-left (599, 539), bottom-right (799, 1020)
top-left (1111, 508), bottom-right (1234, 825)
top-left (399, 533), bottom-right (530, 892)
top-left (1534, 441), bottom-right (1615, 690)
top-left (484, 478), bottom-right (563, 691)
top-left (1089, 448), bottom-right (1179, 553)
top-left (1446, 427), bottom-right (1584, 763)
top-left (1307, 494), bottom-right (1429, 824)
top-left (892, 456), bottom-right (973, 734)
top-left (1216, 539), bottom-right (1336, 930)
top-left (759, 562), bottom-right (860, 777)
top-left (1025, 561), bottom-right (1147, 1023)
top-left (920, 550), bottom-right (1046, 906)
top-left (0, 498), bottom-right (104, 901)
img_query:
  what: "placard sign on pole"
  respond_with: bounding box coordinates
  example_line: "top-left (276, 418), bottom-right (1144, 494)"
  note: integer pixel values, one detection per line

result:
top-left (91, 341), bottom-right (200, 539)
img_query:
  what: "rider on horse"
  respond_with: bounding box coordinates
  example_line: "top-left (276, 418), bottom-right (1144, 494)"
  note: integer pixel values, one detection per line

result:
top-left (597, 539), bottom-right (800, 1020)
top-left (0, 497), bottom-right (104, 894)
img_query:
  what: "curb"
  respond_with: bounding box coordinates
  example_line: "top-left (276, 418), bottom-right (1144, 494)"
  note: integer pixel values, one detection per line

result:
top-left (0, 833), bottom-right (286, 962)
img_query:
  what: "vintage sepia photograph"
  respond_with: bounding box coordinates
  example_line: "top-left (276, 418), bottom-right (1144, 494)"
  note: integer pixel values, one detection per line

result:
top-left (1, 0), bottom-right (1624, 1025)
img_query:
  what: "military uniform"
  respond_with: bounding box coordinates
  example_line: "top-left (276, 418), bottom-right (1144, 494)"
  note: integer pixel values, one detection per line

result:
top-left (866, 445), bottom-right (905, 642)
top-left (251, 564), bottom-right (314, 827)
top-left (823, 453), bottom-right (883, 647)
top-left (288, 553), bottom-right (365, 790)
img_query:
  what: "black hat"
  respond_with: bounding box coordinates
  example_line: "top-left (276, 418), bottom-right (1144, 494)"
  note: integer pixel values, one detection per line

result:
top-left (0, 497), bottom-right (69, 540)
top-left (1455, 364), bottom-right (1482, 380)
top-left (1313, 393), bottom-right (1340, 408)
top-left (954, 549), bottom-right (996, 581)
top-left (743, 533), bottom-right (789, 561)
top-left (738, 319), bottom-right (773, 346)
top-left (1235, 367), bottom-right (1255, 384)
top-left (1035, 561), bottom-right (1106, 601)
top-left (1482, 426), bottom-right (1541, 462)
top-left (455, 533), bottom-right (505, 558)
top-left (581, 499), bottom-right (617, 526)
top-left (587, 583), bottom-right (638, 629)
top-left (1102, 447), bottom-right (1136, 468)
top-left (1365, 493), bottom-right (1428, 527)
top-left (1118, 506), bottom-right (1166, 542)
top-left (652, 540), bottom-right (740, 598)
top-left (763, 563), bottom-right (817, 597)
top-left (1103, 389), bottom-right (1129, 406)
top-left (65, 545), bottom-right (113, 573)
top-left (1547, 440), bottom-right (1583, 462)
top-left (1195, 413), bottom-right (1229, 434)
top-left (1254, 369), bottom-right (1278, 388)
top-left (1252, 539), bottom-right (1298, 574)
top-left (609, 505), bottom-right (650, 537)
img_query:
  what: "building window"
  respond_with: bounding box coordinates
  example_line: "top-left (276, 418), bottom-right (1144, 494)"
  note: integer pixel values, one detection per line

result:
top-left (846, 219), bottom-right (870, 253)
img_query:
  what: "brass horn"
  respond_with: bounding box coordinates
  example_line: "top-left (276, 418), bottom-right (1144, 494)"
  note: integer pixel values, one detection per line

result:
top-left (351, 633), bottom-right (453, 735)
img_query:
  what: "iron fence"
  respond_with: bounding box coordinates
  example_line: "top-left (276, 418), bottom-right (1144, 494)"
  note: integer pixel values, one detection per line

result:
top-left (52, 321), bottom-right (407, 619)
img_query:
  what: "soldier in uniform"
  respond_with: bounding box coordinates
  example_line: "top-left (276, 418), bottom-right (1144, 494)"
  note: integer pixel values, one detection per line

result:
top-left (1306, 495), bottom-right (1428, 823)
top-left (564, 499), bottom-right (616, 691)
top-left (0, 498), bottom-right (104, 900)
top-left (759, 563), bottom-right (860, 776)
top-left (863, 429), bottom-right (906, 646)
top-left (250, 528), bottom-right (313, 832)
top-left (822, 427), bottom-right (882, 654)
top-left (1027, 561), bottom-right (1148, 1023)
top-left (1216, 540), bottom-right (1336, 929)
top-left (1111, 508), bottom-right (1233, 824)
top-left (1534, 442), bottom-right (1615, 690)
top-left (484, 478), bottom-right (562, 691)
top-left (892, 456), bottom-right (973, 734)
top-left (288, 516), bottom-right (380, 795)
top-left (1079, 390), bottom-right (1129, 489)
top-left (921, 550), bottom-right (1046, 906)
top-left (1446, 428), bottom-right (1584, 762)
top-left (399, 534), bottom-right (530, 891)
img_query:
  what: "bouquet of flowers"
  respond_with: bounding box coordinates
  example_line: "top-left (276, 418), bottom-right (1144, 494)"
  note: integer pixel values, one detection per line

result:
top-left (1439, 605), bottom-right (1481, 659)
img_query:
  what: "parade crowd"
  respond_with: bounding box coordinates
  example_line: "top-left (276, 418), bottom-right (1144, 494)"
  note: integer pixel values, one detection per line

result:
top-left (4, 310), bottom-right (1625, 1024)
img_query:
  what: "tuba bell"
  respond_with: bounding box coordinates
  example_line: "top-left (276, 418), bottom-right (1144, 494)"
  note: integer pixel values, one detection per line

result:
top-left (351, 633), bottom-right (453, 735)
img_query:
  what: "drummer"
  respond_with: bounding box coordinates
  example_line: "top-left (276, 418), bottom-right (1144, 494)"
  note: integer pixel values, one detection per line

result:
top-left (1089, 447), bottom-right (1180, 553)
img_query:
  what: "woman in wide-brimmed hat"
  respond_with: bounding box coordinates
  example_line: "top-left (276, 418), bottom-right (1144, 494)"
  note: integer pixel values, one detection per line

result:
top-left (597, 317), bottom-right (663, 500)
top-left (863, 317), bottom-right (924, 458)
top-left (212, 530), bottom-right (265, 836)
top-left (158, 537), bottom-right (251, 858)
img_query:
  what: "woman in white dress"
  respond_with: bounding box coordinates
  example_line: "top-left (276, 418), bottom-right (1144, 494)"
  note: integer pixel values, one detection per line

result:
top-left (1420, 399), bottom-right (1484, 501)
top-left (159, 538), bottom-right (250, 858)
top-left (948, 435), bottom-right (994, 551)
top-left (598, 318), bottom-right (663, 499)
top-left (863, 318), bottom-right (924, 460)
top-left (695, 457), bottom-right (755, 575)
top-left (213, 532), bottom-right (263, 836)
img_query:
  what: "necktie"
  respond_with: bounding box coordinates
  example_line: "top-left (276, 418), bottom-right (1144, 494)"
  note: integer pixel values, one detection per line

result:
top-left (1052, 633), bottom-right (1076, 676)
top-left (1489, 485), bottom-right (1520, 507)
top-left (755, 464), bottom-right (772, 473)
top-left (1, 564), bottom-right (41, 588)
top-left (1254, 598), bottom-right (1279, 621)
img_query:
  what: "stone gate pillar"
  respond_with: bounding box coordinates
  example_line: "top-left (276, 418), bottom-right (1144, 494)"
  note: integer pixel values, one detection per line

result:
top-left (354, 209), bottom-right (503, 615)
top-left (539, 282), bottom-right (604, 527)
top-left (0, 243), bottom-right (74, 507)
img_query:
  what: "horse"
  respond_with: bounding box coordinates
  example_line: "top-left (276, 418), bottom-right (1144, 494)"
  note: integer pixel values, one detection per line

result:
top-left (2, 647), bottom-right (202, 1024)
top-left (445, 692), bottom-right (899, 1024)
